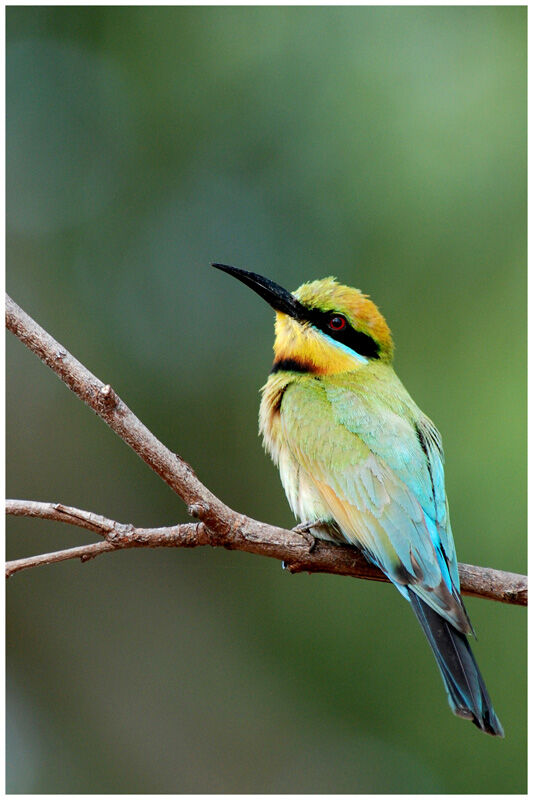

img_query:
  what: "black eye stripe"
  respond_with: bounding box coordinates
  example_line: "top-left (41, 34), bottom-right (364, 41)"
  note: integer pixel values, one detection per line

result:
top-left (306, 307), bottom-right (380, 359)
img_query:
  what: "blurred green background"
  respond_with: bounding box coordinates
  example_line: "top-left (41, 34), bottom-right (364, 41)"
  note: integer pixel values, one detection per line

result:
top-left (6, 6), bottom-right (526, 793)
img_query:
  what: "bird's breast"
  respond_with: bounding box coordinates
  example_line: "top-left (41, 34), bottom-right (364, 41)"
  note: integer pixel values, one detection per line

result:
top-left (259, 373), bottom-right (336, 528)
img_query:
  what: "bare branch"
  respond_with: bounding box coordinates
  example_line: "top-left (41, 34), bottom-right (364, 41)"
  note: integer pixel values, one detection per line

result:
top-left (6, 541), bottom-right (118, 577)
top-left (6, 295), bottom-right (527, 607)
top-left (6, 499), bottom-right (117, 535)
top-left (6, 499), bottom-right (527, 606)
top-left (5, 294), bottom-right (229, 528)
top-left (5, 500), bottom-right (207, 577)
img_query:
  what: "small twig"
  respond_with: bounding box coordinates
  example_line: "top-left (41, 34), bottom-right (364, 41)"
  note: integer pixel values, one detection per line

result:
top-left (6, 499), bottom-right (116, 535)
top-left (5, 295), bottom-right (527, 607)
top-left (6, 541), bottom-right (118, 577)
top-left (5, 499), bottom-right (211, 577)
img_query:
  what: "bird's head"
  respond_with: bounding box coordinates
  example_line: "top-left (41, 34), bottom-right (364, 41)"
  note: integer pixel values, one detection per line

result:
top-left (213, 264), bottom-right (393, 375)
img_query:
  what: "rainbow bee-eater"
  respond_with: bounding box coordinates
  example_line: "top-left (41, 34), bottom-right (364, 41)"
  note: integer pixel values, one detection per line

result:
top-left (213, 262), bottom-right (503, 737)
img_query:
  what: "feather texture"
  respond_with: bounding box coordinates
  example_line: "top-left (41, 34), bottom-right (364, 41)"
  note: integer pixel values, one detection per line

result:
top-left (409, 591), bottom-right (504, 736)
top-left (260, 361), bottom-right (502, 733)
top-left (269, 372), bottom-right (471, 632)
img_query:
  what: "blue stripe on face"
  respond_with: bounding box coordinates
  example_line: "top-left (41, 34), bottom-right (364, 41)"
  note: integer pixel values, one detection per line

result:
top-left (321, 330), bottom-right (369, 365)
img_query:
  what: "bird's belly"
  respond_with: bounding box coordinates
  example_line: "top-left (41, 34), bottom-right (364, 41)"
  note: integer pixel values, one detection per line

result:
top-left (277, 444), bottom-right (338, 540)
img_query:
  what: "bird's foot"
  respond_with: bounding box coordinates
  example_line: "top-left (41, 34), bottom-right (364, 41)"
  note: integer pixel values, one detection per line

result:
top-left (292, 520), bottom-right (333, 552)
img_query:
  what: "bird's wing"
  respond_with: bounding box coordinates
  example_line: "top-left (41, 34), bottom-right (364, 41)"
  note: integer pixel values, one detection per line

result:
top-left (413, 414), bottom-right (460, 593)
top-left (281, 380), bottom-right (470, 633)
top-left (322, 378), bottom-right (461, 597)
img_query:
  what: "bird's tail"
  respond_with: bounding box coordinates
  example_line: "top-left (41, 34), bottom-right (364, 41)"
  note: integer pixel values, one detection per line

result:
top-left (408, 590), bottom-right (504, 737)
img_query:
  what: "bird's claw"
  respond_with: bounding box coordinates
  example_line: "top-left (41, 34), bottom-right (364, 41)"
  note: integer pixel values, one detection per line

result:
top-left (292, 520), bottom-right (319, 553)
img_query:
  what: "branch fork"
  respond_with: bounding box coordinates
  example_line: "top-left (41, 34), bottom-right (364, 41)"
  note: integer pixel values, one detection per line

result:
top-left (5, 293), bottom-right (527, 607)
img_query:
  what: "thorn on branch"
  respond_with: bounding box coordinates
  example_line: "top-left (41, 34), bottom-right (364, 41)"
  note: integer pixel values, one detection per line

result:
top-left (188, 503), bottom-right (205, 519)
top-left (96, 383), bottom-right (117, 412)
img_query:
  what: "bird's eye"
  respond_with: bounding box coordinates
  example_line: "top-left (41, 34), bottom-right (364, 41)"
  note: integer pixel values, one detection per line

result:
top-left (328, 314), bottom-right (347, 332)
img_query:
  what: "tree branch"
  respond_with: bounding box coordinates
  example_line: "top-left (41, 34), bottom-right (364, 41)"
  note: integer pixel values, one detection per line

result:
top-left (5, 500), bottom-right (207, 577)
top-left (5, 498), bottom-right (527, 605)
top-left (6, 294), bottom-right (527, 606)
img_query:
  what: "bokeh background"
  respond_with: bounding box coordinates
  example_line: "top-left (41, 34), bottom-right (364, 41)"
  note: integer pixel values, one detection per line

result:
top-left (6, 6), bottom-right (526, 793)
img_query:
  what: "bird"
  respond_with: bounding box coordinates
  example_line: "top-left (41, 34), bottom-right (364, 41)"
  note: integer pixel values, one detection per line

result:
top-left (212, 262), bottom-right (503, 737)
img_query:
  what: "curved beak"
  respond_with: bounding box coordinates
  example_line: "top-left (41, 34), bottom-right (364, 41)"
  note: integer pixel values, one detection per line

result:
top-left (212, 263), bottom-right (307, 321)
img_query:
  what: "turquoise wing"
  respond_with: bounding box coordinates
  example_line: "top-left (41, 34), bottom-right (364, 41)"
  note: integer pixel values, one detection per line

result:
top-left (414, 414), bottom-right (460, 595)
top-left (280, 378), bottom-right (469, 633)
top-left (323, 377), bottom-right (460, 596)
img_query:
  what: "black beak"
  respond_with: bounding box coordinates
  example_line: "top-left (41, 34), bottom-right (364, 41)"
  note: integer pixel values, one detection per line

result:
top-left (212, 263), bottom-right (307, 321)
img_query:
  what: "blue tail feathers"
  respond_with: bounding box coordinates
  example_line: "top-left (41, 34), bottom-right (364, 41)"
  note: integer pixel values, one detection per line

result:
top-left (408, 590), bottom-right (504, 737)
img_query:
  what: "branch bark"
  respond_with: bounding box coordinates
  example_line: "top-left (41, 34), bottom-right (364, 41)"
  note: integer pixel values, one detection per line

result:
top-left (5, 294), bottom-right (527, 607)
top-left (5, 500), bottom-right (207, 578)
top-left (5, 498), bottom-right (527, 605)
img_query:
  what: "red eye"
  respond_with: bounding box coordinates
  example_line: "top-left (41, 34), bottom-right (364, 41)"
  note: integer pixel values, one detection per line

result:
top-left (328, 314), bottom-right (347, 331)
